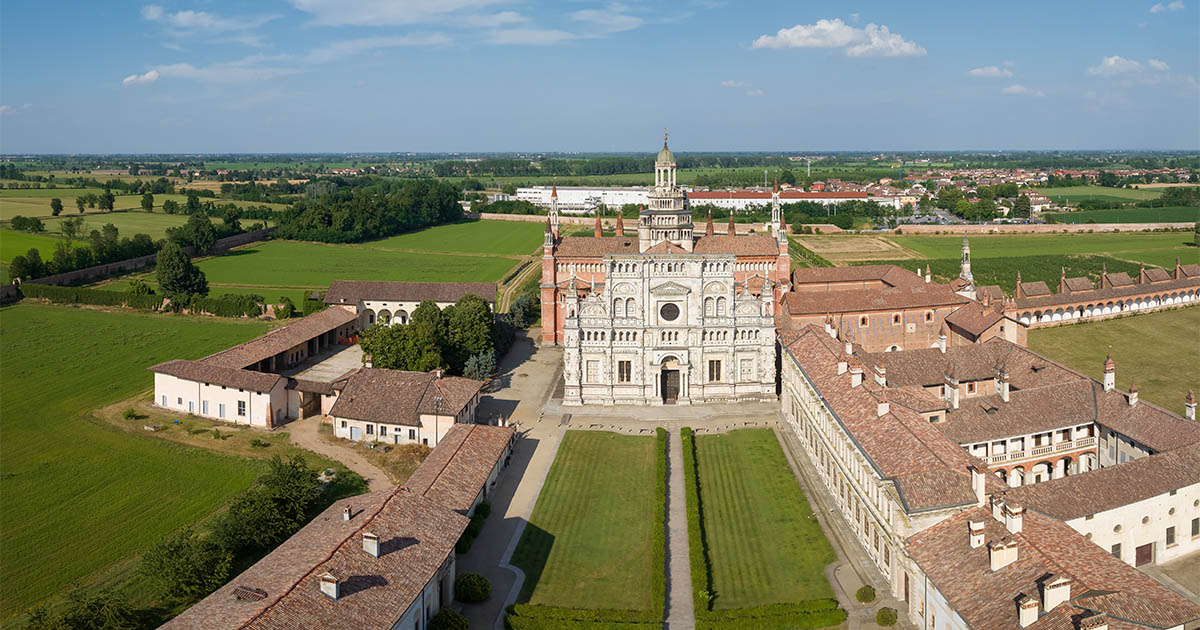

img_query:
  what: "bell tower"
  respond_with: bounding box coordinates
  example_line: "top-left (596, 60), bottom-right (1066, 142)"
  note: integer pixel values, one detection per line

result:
top-left (639, 129), bottom-right (693, 252)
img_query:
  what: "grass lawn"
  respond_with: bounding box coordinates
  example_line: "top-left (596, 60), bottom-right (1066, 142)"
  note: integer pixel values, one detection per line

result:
top-left (38, 211), bottom-right (190, 239)
top-left (363, 219), bottom-right (544, 256)
top-left (694, 429), bottom-right (835, 609)
top-left (195, 240), bottom-right (517, 288)
top-left (1043, 206), bottom-right (1200, 224)
top-left (0, 303), bottom-right (274, 619)
top-left (1037, 185), bottom-right (1163, 203)
top-left (1028, 307), bottom-right (1200, 409)
top-left (891, 233), bottom-right (1198, 268)
top-left (0, 230), bottom-right (88, 263)
top-left (511, 431), bottom-right (658, 611)
top-left (1, 194), bottom-right (287, 221)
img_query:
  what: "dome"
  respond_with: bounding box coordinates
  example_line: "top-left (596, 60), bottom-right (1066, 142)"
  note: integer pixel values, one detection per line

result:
top-left (656, 143), bottom-right (675, 164)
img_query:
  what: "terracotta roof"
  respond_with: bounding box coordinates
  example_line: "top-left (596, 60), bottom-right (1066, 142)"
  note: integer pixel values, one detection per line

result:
top-left (324, 281), bottom-right (496, 306)
top-left (1091, 386), bottom-right (1200, 453)
top-left (862, 341), bottom-right (1079, 391)
top-left (944, 302), bottom-right (1005, 338)
top-left (642, 240), bottom-right (690, 254)
top-left (976, 285), bottom-right (1005, 301)
top-left (328, 368), bottom-right (484, 426)
top-left (287, 378), bottom-right (334, 395)
top-left (935, 380), bottom-right (1097, 444)
top-left (886, 386), bottom-right (950, 413)
top-left (1019, 281), bottom-right (1051, 297)
top-left (1143, 267), bottom-right (1171, 282)
top-left (1107, 272), bottom-right (1135, 287)
top-left (692, 234), bottom-right (779, 256)
top-left (1011, 274), bottom-right (1200, 309)
top-left (149, 359), bottom-right (283, 393)
top-left (1181, 263), bottom-right (1200, 278)
top-left (790, 265), bottom-right (924, 288)
top-left (1063, 276), bottom-right (1094, 292)
top-left (1003, 442), bottom-right (1200, 520)
top-left (907, 507), bottom-right (1200, 630)
top-left (202, 307), bottom-right (359, 370)
top-left (554, 236), bottom-right (640, 257)
top-left (785, 283), bottom-right (970, 316)
top-left (404, 424), bottom-right (514, 513)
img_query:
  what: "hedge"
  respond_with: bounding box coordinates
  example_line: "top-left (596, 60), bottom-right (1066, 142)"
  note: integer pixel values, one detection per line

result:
top-left (786, 239), bottom-right (834, 267)
top-left (695, 608), bottom-right (848, 630)
top-left (18, 283), bottom-right (164, 311)
top-left (651, 427), bottom-right (667, 617)
top-left (455, 572), bottom-right (491, 603)
top-left (505, 604), bottom-right (660, 629)
top-left (430, 609), bottom-right (469, 630)
top-left (680, 427), bottom-right (713, 614)
top-left (183, 294), bottom-right (264, 318)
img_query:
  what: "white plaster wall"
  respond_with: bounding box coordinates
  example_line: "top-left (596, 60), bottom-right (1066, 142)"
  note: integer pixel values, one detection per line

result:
top-left (154, 373), bottom-right (280, 428)
top-left (1068, 482), bottom-right (1200, 566)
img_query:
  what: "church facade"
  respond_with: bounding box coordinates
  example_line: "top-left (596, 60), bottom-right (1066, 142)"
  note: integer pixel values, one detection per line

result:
top-left (540, 134), bottom-right (791, 405)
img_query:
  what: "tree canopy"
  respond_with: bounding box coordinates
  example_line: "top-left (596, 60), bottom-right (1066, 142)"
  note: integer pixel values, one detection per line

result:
top-left (156, 241), bottom-right (209, 297)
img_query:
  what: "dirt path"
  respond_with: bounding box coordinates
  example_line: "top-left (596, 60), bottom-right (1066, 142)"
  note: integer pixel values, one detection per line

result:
top-left (284, 415), bottom-right (390, 491)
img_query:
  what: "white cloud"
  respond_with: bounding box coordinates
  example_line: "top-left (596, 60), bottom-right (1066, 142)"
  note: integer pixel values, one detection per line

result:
top-left (122, 69), bottom-right (161, 85)
top-left (305, 34), bottom-right (452, 63)
top-left (1149, 1), bottom-right (1185, 12)
top-left (1086, 55), bottom-right (1143, 76)
top-left (751, 18), bottom-right (926, 57)
top-left (720, 80), bottom-right (745, 87)
top-left (290, 0), bottom-right (505, 26)
top-left (967, 65), bottom-right (1013, 78)
top-left (1148, 58), bottom-right (1170, 71)
top-left (1002, 84), bottom-right (1042, 96)
top-left (460, 11), bottom-right (527, 27)
top-left (484, 28), bottom-right (572, 45)
top-left (141, 5), bottom-right (164, 21)
top-left (570, 4), bottom-right (643, 35)
top-left (849, 12), bottom-right (860, 23)
top-left (746, 88), bottom-right (764, 96)
top-left (0, 105), bottom-right (10, 115)
top-left (141, 4), bottom-right (278, 34)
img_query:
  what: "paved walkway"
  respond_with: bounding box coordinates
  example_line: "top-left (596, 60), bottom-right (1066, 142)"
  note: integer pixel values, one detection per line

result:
top-left (284, 414), bottom-right (390, 491)
top-left (664, 428), bottom-right (694, 629)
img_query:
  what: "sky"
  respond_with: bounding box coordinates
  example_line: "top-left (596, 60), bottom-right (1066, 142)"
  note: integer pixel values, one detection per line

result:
top-left (1, 0), bottom-right (1198, 153)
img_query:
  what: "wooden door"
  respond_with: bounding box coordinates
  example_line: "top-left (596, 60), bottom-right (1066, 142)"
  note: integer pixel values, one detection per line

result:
top-left (662, 370), bottom-right (680, 404)
top-left (1135, 543), bottom-right (1153, 566)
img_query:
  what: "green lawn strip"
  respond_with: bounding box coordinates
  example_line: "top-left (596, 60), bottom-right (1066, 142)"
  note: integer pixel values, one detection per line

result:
top-left (891, 232), bottom-right (1197, 265)
top-left (681, 428), bottom-right (845, 630)
top-left (859, 254), bottom-right (1145, 295)
top-left (510, 431), bottom-right (658, 613)
top-left (0, 304), bottom-right (279, 619)
top-left (1029, 307), bottom-right (1200, 409)
top-left (195, 240), bottom-right (517, 287)
top-left (1043, 206), bottom-right (1200, 224)
top-left (363, 219), bottom-right (545, 256)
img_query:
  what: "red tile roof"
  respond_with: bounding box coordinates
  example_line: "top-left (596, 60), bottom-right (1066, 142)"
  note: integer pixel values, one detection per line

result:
top-left (404, 424), bottom-right (514, 513)
top-left (149, 359), bottom-right (284, 393)
top-left (202, 307), bottom-right (359, 370)
top-left (944, 302), bottom-right (1006, 338)
top-left (328, 368), bottom-right (484, 426)
top-left (692, 234), bottom-right (779, 256)
top-left (785, 283), bottom-right (970, 316)
top-left (791, 265), bottom-right (924, 288)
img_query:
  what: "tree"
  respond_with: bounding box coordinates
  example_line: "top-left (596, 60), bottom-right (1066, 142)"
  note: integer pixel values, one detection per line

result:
top-left (936, 186), bottom-right (964, 211)
top-left (99, 191), bottom-right (115, 212)
top-left (139, 528), bottom-right (232, 600)
top-left (779, 169), bottom-right (797, 186)
top-left (211, 455), bottom-right (318, 553)
top-left (443, 294), bottom-right (495, 372)
top-left (1194, 221), bottom-right (1199, 247)
top-left (9, 248), bottom-right (45, 280)
top-left (508, 293), bottom-right (539, 328)
top-left (162, 199), bottom-right (181, 214)
top-left (60, 216), bottom-right (84, 241)
top-left (1011, 194), bottom-right (1032, 219)
top-left (463, 351), bottom-right (496, 380)
top-left (276, 296), bottom-right (296, 319)
top-left (141, 192), bottom-right (154, 212)
top-left (50, 197), bottom-right (63, 216)
top-left (126, 279), bottom-right (155, 296)
top-left (186, 191), bottom-right (202, 214)
top-left (75, 196), bottom-right (86, 213)
top-left (26, 589), bottom-right (140, 630)
top-left (156, 241), bottom-right (209, 297)
top-left (181, 211), bottom-right (218, 252)
top-left (359, 321), bottom-right (445, 372)
top-left (222, 205), bottom-right (242, 232)
top-left (501, 183), bottom-right (517, 195)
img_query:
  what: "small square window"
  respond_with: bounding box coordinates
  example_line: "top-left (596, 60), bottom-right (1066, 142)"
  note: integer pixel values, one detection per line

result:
top-left (340, 421), bottom-right (347, 429)
top-left (409, 429), bottom-right (417, 440)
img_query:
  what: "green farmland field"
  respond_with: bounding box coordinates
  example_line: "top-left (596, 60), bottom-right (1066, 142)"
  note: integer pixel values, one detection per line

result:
top-left (38, 211), bottom-right (191, 240)
top-left (0, 304), bottom-right (271, 618)
top-left (1043, 206), bottom-right (1200, 224)
top-left (891, 233), bottom-right (1198, 268)
top-left (1, 193), bottom-right (287, 221)
top-left (365, 219), bottom-right (544, 255)
top-left (1037, 185), bottom-right (1162, 203)
top-left (694, 429), bottom-right (835, 609)
top-left (1029, 307), bottom-right (1200, 409)
top-left (0, 231), bottom-right (89, 264)
top-left (511, 431), bottom-right (659, 611)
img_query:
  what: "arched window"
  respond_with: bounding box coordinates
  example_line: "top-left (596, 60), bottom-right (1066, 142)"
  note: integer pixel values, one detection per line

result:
top-left (892, 313), bottom-right (902, 325)
top-left (859, 315), bottom-right (869, 327)
top-left (705, 297), bottom-right (715, 316)
top-left (717, 297), bottom-right (727, 316)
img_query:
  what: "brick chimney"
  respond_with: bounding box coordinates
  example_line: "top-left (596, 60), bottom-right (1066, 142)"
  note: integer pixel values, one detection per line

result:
top-left (1186, 390), bottom-right (1196, 421)
top-left (363, 531), bottom-right (380, 557)
top-left (1078, 612), bottom-right (1108, 630)
top-left (1015, 271), bottom-right (1025, 299)
top-left (1017, 593), bottom-right (1039, 627)
top-left (970, 464), bottom-right (986, 506)
top-left (1039, 574), bottom-right (1071, 612)
top-left (1128, 383), bottom-right (1138, 407)
top-left (876, 391), bottom-right (890, 417)
top-left (343, 505), bottom-right (351, 521)
top-left (969, 520), bottom-right (985, 548)
top-left (705, 210), bottom-right (714, 236)
top-left (1102, 353), bottom-right (1115, 392)
top-left (319, 572), bottom-right (340, 599)
top-left (1004, 502), bottom-right (1024, 534)
top-left (988, 537), bottom-right (1018, 570)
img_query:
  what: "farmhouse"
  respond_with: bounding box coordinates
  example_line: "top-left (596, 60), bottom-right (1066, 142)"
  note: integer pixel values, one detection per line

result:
top-left (163, 423), bottom-right (515, 630)
top-left (325, 280), bottom-right (497, 327)
top-left (327, 368), bottom-right (485, 447)
top-left (779, 320), bottom-right (1200, 629)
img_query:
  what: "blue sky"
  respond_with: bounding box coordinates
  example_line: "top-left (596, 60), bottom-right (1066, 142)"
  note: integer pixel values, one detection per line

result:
top-left (1, 0), bottom-right (1197, 153)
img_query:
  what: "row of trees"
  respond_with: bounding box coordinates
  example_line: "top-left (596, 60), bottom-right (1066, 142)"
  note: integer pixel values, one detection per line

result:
top-left (359, 295), bottom-right (496, 378)
top-left (8, 222), bottom-right (159, 281)
top-left (276, 177), bottom-right (462, 243)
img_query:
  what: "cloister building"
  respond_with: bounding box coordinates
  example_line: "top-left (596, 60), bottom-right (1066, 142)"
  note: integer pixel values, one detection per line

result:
top-left (1005, 259), bottom-right (1200, 326)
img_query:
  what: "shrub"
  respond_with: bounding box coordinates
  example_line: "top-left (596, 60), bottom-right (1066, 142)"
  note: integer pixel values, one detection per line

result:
top-left (475, 502), bottom-right (492, 518)
top-left (856, 585), bottom-right (876, 603)
top-left (26, 589), bottom-right (140, 630)
top-left (138, 527), bottom-right (232, 600)
top-left (455, 572), bottom-right (491, 603)
top-left (429, 609), bottom-right (469, 630)
top-left (276, 296), bottom-right (296, 319)
top-left (250, 438), bottom-right (271, 448)
top-left (212, 429), bottom-right (222, 439)
top-left (876, 607), bottom-right (898, 626)
top-left (123, 408), bottom-right (138, 420)
top-left (18, 283), bottom-right (164, 311)
top-left (463, 351), bottom-right (497, 380)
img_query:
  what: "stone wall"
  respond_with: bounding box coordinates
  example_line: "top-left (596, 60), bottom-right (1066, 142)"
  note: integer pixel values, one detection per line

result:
top-left (894, 223), bottom-right (1191, 235)
top-left (469, 212), bottom-right (804, 235)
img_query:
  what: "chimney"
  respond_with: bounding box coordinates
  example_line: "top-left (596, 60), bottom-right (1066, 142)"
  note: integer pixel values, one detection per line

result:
top-left (998, 369), bottom-right (1010, 403)
top-left (594, 212), bottom-right (602, 237)
top-left (944, 368), bottom-right (960, 410)
top-left (925, 264), bottom-right (931, 284)
top-left (989, 538), bottom-right (1018, 571)
top-left (343, 505), bottom-right (351, 522)
top-left (1078, 612), bottom-right (1108, 630)
top-left (1004, 502), bottom-right (1024, 534)
top-left (1017, 594), bottom-right (1039, 627)
top-left (1102, 353), bottom-right (1115, 392)
top-left (876, 392), bottom-right (890, 417)
top-left (1186, 390), bottom-right (1196, 421)
top-left (969, 520), bottom-right (985, 548)
top-left (363, 531), bottom-right (380, 557)
top-left (1128, 384), bottom-right (1138, 407)
top-left (728, 211), bottom-right (735, 235)
top-left (991, 496), bottom-right (1006, 522)
top-left (319, 572), bottom-right (340, 599)
top-left (970, 464), bottom-right (986, 507)
top-left (849, 360), bottom-right (864, 388)
top-left (837, 354), bottom-right (848, 375)
top-left (938, 322), bottom-right (948, 354)
top-left (823, 314), bottom-right (834, 336)
top-left (1039, 574), bottom-right (1071, 612)
top-left (874, 364), bottom-right (887, 387)
top-left (615, 212), bottom-right (625, 236)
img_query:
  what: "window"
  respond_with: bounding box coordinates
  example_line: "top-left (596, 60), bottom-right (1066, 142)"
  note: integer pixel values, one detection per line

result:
top-left (366, 424), bottom-right (374, 435)
top-left (660, 302), bottom-right (680, 322)
top-left (219, 403), bottom-right (226, 418)
top-left (966, 382), bottom-right (977, 394)
top-left (177, 397), bottom-right (183, 405)
top-left (892, 313), bottom-right (901, 325)
top-left (379, 425), bottom-right (387, 436)
top-left (1192, 518), bottom-right (1198, 537)
top-left (237, 400), bottom-right (246, 417)
top-left (924, 310), bottom-right (934, 323)
top-left (340, 421), bottom-right (347, 428)
top-left (586, 360), bottom-right (601, 383)
top-left (1111, 543), bottom-right (1121, 559)
top-left (409, 429), bottom-right (417, 440)
top-left (161, 395), bottom-right (167, 406)
top-left (617, 360), bottom-right (632, 383)
top-left (707, 360), bottom-right (722, 383)
top-left (1166, 526), bottom-right (1176, 546)
top-left (859, 315), bottom-right (869, 327)
top-left (739, 359), bottom-right (754, 381)
top-left (202, 401), bottom-right (208, 415)
top-left (188, 400), bottom-right (194, 413)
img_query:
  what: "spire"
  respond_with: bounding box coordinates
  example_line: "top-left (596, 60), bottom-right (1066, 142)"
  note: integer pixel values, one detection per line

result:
top-left (706, 210), bottom-right (714, 236)
top-left (774, 178), bottom-right (779, 193)
top-left (545, 218), bottom-right (551, 234)
top-left (1138, 260), bottom-right (1145, 283)
top-left (728, 212), bottom-right (736, 236)
top-left (1015, 271), bottom-right (1024, 299)
top-left (1104, 351), bottom-right (1115, 372)
top-left (594, 211), bottom-right (603, 238)
top-left (1176, 256), bottom-right (1183, 280)
top-left (615, 212), bottom-right (625, 236)
top-left (549, 181), bottom-right (560, 238)
top-left (551, 182), bottom-right (558, 199)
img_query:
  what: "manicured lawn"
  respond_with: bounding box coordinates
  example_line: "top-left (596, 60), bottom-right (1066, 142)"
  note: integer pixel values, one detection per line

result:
top-left (0, 230), bottom-right (88, 263)
top-left (0, 304), bottom-right (271, 619)
top-left (511, 431), bottom-right (659, 611)
top-left (365, 219), bottom-right (545, 256)
top-left (1043, 206), bottom-right (1200, 224)
top-left (1028, 307), bottom-right (1200, 409)
top-left (195, 240), bottom-right (516, 287)
top-left (694, 429), bottom-right (836, 609)
top-left (1037, 185), bottom-right (1163, 203)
